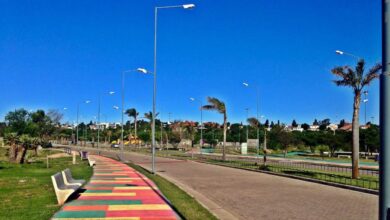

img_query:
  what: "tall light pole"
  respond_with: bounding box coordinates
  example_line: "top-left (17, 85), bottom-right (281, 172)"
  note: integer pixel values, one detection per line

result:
top-left (190, 97), bottom-right (203, 153)
top-left (243, 82), bottom-right (260, 156)
top-left (380, 0), bottom-right (390, 219)
top-left (151, 3), bottom-right (195, 174)
top-left (76, 100), bottom-right (91, 145)
top-left (97, 91), bottom-right (115, 149)
top-left (245, 108), bottom-right (249, 143)
top-left (121, 69), bottom-right (147, 159)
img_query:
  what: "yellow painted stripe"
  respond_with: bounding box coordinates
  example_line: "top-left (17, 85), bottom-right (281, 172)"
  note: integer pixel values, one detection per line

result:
top-left (81, 193), bottom-right (136, 196)
top-left (108, 204), bottom-right (171, 211)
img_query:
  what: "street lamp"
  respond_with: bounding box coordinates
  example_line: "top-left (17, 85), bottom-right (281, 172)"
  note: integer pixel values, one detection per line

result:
top-left (243, 82), bottom-right (260, 157)
top-left (149, 3), bottom-right (195, 174)
top-left (120, 69), bottom-right (147, 159)
top-left (97, 91), bottom-right (115, 149)
top-left (76, 100), bottom-right (91, 145)
top-left (190, 97), bottom-right (204, 154)
top-left (335, 50), bottom-right (360, 60)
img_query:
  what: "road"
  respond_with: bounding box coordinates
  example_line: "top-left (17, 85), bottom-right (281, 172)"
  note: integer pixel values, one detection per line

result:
top-left (69, 146), bottom-right (378, 220)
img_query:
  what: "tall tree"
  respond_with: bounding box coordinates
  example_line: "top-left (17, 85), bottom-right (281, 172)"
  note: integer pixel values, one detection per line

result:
top-left (331, 59), bottom-right (381, 178)
top-left (144, 111), bottom-right (159, 143)
top-left (202, 97), bottom-right (228, 160)
top-left (292, 119), bottom-right (298, 128)
top-left (126, 108), bottom-right (139, 138)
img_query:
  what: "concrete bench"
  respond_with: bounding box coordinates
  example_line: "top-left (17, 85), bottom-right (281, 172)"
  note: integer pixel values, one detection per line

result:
top-left (51, 172), bottom-right (80, 205)
top-left (62, 168), bottom-right (85, 186)
top-left (87, 157), bottom-right (96, 167)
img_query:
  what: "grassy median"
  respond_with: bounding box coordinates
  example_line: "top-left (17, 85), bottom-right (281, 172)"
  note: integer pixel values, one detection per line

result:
top-left (129, 163), bottom-right (218, 220)
top-left (0, 147), bottom-right (92, 220)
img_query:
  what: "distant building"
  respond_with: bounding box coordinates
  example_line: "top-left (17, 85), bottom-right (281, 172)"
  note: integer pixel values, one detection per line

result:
top-left (309, 125), bottom-right (319, 131)
top-left (327, 123), bottom-right (338, 131)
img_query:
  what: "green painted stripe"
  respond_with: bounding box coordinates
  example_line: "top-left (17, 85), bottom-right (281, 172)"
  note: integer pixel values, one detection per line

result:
top-left (53, 211), bottom-right (106, 218)
top-left (85, 190), bottom-right (112, 193)
top-left (67, 200), bottom-right (143, 205)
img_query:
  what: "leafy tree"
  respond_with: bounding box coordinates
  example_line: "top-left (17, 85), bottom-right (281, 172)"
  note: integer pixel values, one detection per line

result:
top-left (331, 59), bottom-right (381, 178)
top-left (301, 123), bottom-right (310, 131)
top-left (338, 119), bottom-right (346, 128)
top-left (264, 119), bottom-right (269, 127)
top-left (313, 119), bottom-right (319, 126)
top-left (277, 131), bottom-right (294, 158)
top-left (5, 109), bottom-right (29, 134)
top-left (202, 97), bottom-right (228, 160)
top-left (292, 119), bottom-right (298, 127)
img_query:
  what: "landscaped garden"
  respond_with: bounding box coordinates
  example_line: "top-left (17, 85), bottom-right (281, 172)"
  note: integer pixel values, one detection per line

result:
top-left (0, 147), bottom-right (92, 220)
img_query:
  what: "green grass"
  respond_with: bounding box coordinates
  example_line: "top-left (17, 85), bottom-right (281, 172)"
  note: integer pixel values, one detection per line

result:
top-left (204, 158), bottom-right (379, 190)
top-left (0, 147), bottom-right (93, 220)
top-left (128, 163), bottom-right (218, 220)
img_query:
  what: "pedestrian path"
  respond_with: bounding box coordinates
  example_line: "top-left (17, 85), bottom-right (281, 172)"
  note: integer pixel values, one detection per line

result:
top-left (52, 155), bottom-right (179, 220)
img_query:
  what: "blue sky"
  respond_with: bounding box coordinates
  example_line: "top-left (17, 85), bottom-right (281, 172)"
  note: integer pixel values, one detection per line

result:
top-left (0, 0), bottom-right (381, 125)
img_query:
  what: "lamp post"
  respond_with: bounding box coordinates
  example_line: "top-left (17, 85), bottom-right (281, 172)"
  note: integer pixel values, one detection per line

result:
top-left (380, 1), bottom-right (390, 219)
top-left (245, 108), bottom-right (249, 143)
top-left (190, 97), bottom-right (203, 154)
top-left (97, 91), bottom-right (115, 149)
top-left (76, 100), bottom-right (91, 145)
top-left (243, 82), bottom-right (260, 157)
top-left (121, 69), bottom-right (147, 160)
top-left (150, 3), bottom-right (195, 174)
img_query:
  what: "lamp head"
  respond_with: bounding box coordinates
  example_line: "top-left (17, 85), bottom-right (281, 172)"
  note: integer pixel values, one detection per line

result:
top-left (183, 4), bottom-right (195, 9)
top-left (109, 91), bottom-right (115, 95)
top-left (243, 82), bottom-right (249, 87)
top-left (335, 50), bottom-right (344, 55)
top-left (190, 97), bottom-right (195, 101)
top-left (137, 68), bottom-right (148, 74)
top-left (85, 100), bottom-right (91, 104)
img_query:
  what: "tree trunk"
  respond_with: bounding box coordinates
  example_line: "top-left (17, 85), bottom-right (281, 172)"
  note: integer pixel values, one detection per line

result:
top-left (222, 113), bottom-right (227, 161)
top-left (9, 144), bottom-right (17, 163)
top-left (352, 94), bottom-right (361, 179)
top-left (135, 117), bottom-right (138, 138)
top-left (15, 146), bottom-right (27, 164)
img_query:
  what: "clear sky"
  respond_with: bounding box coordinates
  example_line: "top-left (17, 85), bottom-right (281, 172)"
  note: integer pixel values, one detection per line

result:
top-left (0, 0), bottom-right (381, 125)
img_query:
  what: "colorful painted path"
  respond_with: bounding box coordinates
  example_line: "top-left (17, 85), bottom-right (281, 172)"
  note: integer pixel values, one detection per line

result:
top-left (52, 155), bottom-right (179, 220)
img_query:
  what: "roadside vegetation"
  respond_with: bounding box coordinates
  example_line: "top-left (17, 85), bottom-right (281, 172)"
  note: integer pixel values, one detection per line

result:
top-left (0, 147), bottom-right (92, 220)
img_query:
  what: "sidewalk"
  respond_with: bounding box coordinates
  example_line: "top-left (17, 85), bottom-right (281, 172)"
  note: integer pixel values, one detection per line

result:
top-left (52, 155), bottom-right (179, 220)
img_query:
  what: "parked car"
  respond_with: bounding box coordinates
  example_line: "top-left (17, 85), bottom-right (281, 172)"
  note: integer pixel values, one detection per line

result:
top-left (111, 144), bottom-right (119, 148)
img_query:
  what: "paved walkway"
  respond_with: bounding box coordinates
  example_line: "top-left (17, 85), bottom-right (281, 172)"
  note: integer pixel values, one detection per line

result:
top-left (52, 155), bottom-right (179, 220)
top-left (121, 152), bottom-right (378, 220)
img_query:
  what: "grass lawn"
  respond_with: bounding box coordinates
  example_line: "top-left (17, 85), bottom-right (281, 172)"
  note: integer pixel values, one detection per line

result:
top-left (129, 163), bottom-right (218, 220)
top-left (0, 147), bottom-right (92, 220)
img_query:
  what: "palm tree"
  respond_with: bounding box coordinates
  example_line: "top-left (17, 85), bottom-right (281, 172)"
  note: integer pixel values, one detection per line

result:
top-left (202, 97), bottom-right (228, 160)
top-left (4, 133), bottom-right (19, 163)
top-left (144, 111), bottom-right (159, 143)
top-left (331, 59), bottom-right (381, 179)
top-left (125, 108), bottom-right (139, 138)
